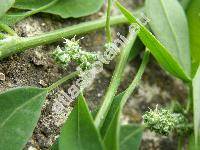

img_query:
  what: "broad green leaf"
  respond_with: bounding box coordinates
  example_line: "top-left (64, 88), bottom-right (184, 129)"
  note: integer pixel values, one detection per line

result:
top-left (0, 0), bottom-right (15, 18)
top-left (0, 12), bottom-right (30, 26)
top-left (192, 65), bottom-right (200, 146)
top-left (14, 0), bottom-right (104, 18)
top-left (59, 94), bottom-right (104, 150)
top-left (116, 2), bottom-right (191, 82)
top-left (146, 0), bottom-right (191, 75)
top-left (0, 87), bottom-right (48, 150)
top-left (187, 0), bottom-right (200, 76)
top-left (0, 0), bottom-right (58, 26)
top-left (120, 124), bottom-right (143, 150)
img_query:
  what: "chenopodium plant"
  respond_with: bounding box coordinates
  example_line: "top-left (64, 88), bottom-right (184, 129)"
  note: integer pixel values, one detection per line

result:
top-left (51, 46), bottom-right (149, 150)
top-left (0, 1), bottom-right (144, 150)
top-left (53, 1), bottom-right (199, 150)
top-left (0, 0), bottom-right (199, 150)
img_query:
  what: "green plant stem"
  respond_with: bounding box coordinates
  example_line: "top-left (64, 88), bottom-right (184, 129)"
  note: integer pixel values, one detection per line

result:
top-left (46, 71), bottom-right (79, 92)
top-left (0, 22), bottom-right (16, 35)
top-left (22, 0), bottom-right (59, 18)
top-left (94, 34), bottom-right (137, 129)
top-left (106, 0), bottom-right (112, 43)
top-left (186, 82), bottom-right (193, 113)
top-left (120, 50), bottom-right (149, 109)
top-left (178, 136), bottom-right (183, 150)
top-left (0, 9), bottom-right (142, 59)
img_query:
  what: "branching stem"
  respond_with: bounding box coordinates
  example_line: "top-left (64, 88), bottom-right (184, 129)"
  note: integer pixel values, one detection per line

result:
top-left (0, 9), bottom-right (142, 59)
top-left (94, 34), bottom-right (137, 129)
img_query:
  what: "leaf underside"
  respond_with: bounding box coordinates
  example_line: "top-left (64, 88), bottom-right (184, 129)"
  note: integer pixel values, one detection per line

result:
top-left (0, 0), bottom-right (15, 18)
top-left (116, 2), bottom-right (190, 82)
top-left (187, 0), bottom-right (200, 76)
top-left (146, 0), bottom-right (191, 75)
top-left (14, 0), bottom-right (104, 18)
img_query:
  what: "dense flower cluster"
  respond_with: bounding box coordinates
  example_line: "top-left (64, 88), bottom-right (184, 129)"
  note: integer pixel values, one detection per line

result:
top-left (143, 107), bottom-right (188, 135)
top-left (52, 37), bottom-right (98, 70)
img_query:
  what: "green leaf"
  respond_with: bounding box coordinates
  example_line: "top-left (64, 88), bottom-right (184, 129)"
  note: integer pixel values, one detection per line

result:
top-left (101, 92), bottom-right (124, 137)
top-left (179, 0), bottom-right (191, 10)
top-left (0, 0), bottom-right (58, 26)
top-left (145, 0), bottom-right (191, 75)
top-left (116, 1), bottom-right (191, 82)
top-left (0, 0), bottom-right (15, 18)
top-left (187, 0), bottom-right (200, 76)
top-left (128, 37), bottom-right (144, 62)
top-left (103, 109), bottom-right (120, 150)
top-left (189, 134), bottom-right (200, 150)
top-left (102, 94), bottom-right (144, 150)
top-left (120, 124), bottom-right (143, 150)
top-left (59, 94), bottom-right (104, 150)
top-left (102, 51), bottom-right (149, 150)
top-left (192, 65), bottom-right (200, 146)
top-left (14, 0), bottom-right (104, 18)
top-left (51, 139), bottom-right (59, 150)
top-left (0, 12), bottom-right (30, 26)
top-left (0, 87), bottom-right (48, 150)
top-left (102, 93), bottom-right (124, 150)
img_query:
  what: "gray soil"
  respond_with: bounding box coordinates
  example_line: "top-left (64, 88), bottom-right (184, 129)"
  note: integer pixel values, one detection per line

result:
top-left (0, 0), bottom-right (188, 150)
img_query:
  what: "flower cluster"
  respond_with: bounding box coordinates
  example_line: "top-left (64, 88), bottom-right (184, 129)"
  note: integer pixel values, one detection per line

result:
top-left (143, 107), bottom-right (188, 136)
top-left (52, 37), bottom-right (98, 70)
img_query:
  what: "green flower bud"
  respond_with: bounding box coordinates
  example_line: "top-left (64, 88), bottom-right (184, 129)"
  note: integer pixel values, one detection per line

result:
top-left (52, 37), bottom-right (98, 70)
top-left (143, 106), bottom-right (189, 136)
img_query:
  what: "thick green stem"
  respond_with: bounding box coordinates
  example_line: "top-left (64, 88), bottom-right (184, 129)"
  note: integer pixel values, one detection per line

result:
top-left (106, 0), bottom-right (113, 43)
top-left (0, 9), bottom-right (142, 59)
top-left (46, 71), bottom-right (79, 92)
top-left (21, 15), bottom-right (127, 47)
top-left (94, 34), bottom-right (137, 129)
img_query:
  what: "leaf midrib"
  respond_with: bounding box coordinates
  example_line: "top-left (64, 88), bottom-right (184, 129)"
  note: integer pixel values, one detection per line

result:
top-left (159, 0), bottom-right (182, 66)
top-left (120, 127), bottom-right (142, 145)
top-left (0, 89), bottom-right (47, 128)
